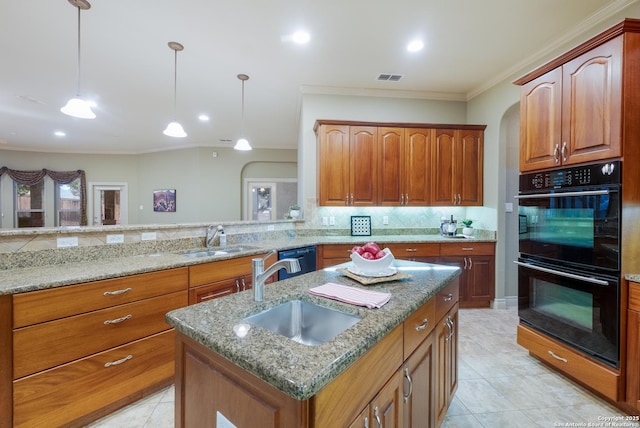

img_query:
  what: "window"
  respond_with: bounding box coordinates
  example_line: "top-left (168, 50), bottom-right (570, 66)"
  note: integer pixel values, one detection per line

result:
top-left (14, 181), bottom-right (45, 228)
top-left (56, 178), bottom-right (81, 226)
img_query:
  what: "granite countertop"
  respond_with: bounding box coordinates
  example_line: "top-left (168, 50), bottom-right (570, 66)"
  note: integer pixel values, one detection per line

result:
top-left (0, 234), bottom-right (492, 295)
top-left (627, 274), bottom-right (640, 283)
top-left (165, 260), bottom-right (460, 400)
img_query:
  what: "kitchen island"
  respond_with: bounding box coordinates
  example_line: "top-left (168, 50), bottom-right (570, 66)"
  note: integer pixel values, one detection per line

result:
top-left (166, 259), bottom-right (460, 427)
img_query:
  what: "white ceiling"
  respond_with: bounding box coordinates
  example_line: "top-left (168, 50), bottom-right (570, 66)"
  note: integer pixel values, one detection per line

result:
top-left (0, 0), bottom-right (634, 154)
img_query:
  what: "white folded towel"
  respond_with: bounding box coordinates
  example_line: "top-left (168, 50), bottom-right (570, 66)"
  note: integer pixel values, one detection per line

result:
top-left (308, 283), bottom-right (391, 309)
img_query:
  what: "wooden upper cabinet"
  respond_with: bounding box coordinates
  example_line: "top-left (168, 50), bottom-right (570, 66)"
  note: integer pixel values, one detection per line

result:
top-left (316, 120), bottom-right (483, 207)
top-left (350, 126), bottom-right (378, 206)
top-left (518, 35), bottom-right (623, 172)
top-left (431, 129), bottom-right (483, 206)
top-left (317, 124), bottom-right (351, 206)
top-left (562, 36), bottom-right (622, 166)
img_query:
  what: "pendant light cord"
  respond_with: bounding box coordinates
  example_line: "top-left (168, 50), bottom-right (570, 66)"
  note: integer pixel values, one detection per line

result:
top-left (172, 48), bottom-right (178, 119)
top-left (75, 5), bottom-right (82, 96)
top-left (241, 78), bottom-right (245, 135)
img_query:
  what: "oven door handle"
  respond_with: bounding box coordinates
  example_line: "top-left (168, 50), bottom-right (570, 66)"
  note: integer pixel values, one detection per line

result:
top-left (513, 261), bottom-right (610, 286)
top-left (514, 189), bottom-right (610, 199)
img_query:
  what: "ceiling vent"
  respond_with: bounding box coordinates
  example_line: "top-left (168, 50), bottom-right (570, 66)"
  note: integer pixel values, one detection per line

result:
top-left (377, 73), bottom-right (403, 81)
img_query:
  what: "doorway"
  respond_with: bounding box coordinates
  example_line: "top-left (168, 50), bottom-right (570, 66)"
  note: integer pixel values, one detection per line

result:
top-left (89, 183), bottom-right (128, 226)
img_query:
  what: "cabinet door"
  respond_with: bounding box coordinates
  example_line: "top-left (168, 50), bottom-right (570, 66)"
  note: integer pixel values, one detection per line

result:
top-left (347, 405), bottom-right (371, 428)
top-left (435, 305), bottom-right (458, 427)
top-left (378, 127), bottom-right (404, 206)
top-left (465, 255), bottom-right (495, 303)
top-left (456, 129), bottom-right (483, 206)
top-left (318, 124), bottom-right (350, 205)
top-left (350, 126), bottom-right (378, 206)
top-left (626, 309), bottom-right (640, 409)
top-left (431, 129), bottom-right (456, 205)
top-left (404, 128), bottom-right (431, 206)
top-left (370, 370), bottom-right (404, 428)
top-left (519, 67), bottom-right (563, 172)
top-left (403, 333), bottom-right (436, 428)
top-left (438, 257), bottom-right (466, 303)
top-left (562, 36), bottom-right (622, 165)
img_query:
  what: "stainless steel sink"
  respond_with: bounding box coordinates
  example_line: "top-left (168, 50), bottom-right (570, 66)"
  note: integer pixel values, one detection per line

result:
top-left (182, 246), bottom-right (258, 258)
top-left (244, 300), bottom-right (361, 346)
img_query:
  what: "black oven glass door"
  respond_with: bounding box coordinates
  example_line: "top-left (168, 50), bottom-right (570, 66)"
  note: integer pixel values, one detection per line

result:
top-left (517, 186), bottom-right (620, 272)
top-left (516, 259), bottom-right (619, 368)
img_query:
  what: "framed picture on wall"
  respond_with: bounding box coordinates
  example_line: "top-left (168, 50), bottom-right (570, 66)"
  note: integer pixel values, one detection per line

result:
top-left (153, 189), bottom-right (176, 212)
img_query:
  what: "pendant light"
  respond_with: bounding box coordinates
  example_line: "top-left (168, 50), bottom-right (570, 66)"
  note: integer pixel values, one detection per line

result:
top-left (163, 42), bottom-right (187, 138)
top-left (234, 74), bottom-right (252, 151)
top-left (60, 0), bottom-right (96, 119)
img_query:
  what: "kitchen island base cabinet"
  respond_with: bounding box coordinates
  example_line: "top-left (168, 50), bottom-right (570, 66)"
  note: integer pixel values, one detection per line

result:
top-left (174, 277), bottom-right (460, 428)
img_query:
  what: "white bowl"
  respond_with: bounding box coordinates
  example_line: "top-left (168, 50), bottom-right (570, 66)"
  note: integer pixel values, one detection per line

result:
top-left (350, 248), bottom-right (395, 274)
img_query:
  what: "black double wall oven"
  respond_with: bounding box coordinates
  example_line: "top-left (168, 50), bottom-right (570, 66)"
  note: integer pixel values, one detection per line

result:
top-left (516, 161), bottom-right (621, 368)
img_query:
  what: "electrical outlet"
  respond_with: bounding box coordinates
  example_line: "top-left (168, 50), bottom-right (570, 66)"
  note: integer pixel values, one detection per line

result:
top-left (329, 216), bottom-right (335, 226)
top-left (141, 232), bottom-right (157, 241)
top-left (106, 234), bottom-right (124, 244)
top-left (505, 202), bottom-right (514, 213)
top-left (383, 216), bottom-right (389, 225)
top-left (322, 217), bottom-right (328, 226)
top-left (267, 225), bottom-right (275, 231)
top-left (57, 237), bottom-right (78, 248)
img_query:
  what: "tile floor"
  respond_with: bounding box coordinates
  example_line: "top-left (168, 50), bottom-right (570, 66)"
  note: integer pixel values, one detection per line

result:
top-left (87, 308), bottom-right (637, 427)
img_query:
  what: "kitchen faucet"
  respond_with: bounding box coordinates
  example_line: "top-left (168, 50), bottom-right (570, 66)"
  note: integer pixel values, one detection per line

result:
top-left (206, 225), bottom-right (224, 249)
top-left (252, 250), bottom-right (301, 301)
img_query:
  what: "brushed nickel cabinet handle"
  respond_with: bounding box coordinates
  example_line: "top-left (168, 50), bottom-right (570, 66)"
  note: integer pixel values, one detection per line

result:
top-left (468, 257), bottom-right (473, 269)
top-left (463, 257), bottom-right (468, 270)
top-left (374, 406), bottom-right (382, 428)
top-left (415, 319), bottom-right (429, 331)
top-left (235, 279), bottom-right (240, 293)
top-left (553, 143), bottom-right (560, 163)
top-left (443, 293), bottom-right (453, 302)
top-left (364, 417), bottom-right (369, 428)
top-left (103, 314), bottom-right (132, 325)
top-left (405, 248), bottom-right (418, 252)
top-left (103, 287), bottom-right (132, 296)
top-left (548, 350), bottom-right (568, 363)
top-left (104, 354), bottom-right (132, 367)
top-left (561, 141), bottom-right (567, 162)
top-left (403, 367), bottom-right (413, 403)
top-left (241, 278), bottom-right (247, 291)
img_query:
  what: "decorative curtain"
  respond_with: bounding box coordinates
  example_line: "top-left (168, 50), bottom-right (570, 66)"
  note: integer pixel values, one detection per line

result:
top-left (0, 167), bottom-right (88, 226)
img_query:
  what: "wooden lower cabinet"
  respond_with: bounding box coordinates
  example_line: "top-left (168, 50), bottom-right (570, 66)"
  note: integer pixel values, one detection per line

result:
top-left (7, 268), bottom-right (189, 428)
top-left (317, 244), bottom-right (353, 268)
top-left (517, 323), bottom-right (619, 401)
top-left (383, 243), bottom-right (440, 263)
top-left (627, 281), bottom-right (640, 409)
top-left (175, 279), bottom-right (459, 428)
top-left (13, 330), bottom-right (175, 428)
top-left (439, 242), bottom-right (495, 308)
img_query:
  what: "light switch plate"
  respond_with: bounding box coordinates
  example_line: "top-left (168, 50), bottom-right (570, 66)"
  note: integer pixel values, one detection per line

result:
top-left (57, 237), bottom-right (78, 248)
top-left (106, 234), bottom-right (124, 244)
top-left (505, 202), bottom-right (514, 213)
top-left (141, 232), bottom-right (157, 241)
top-left (321, 217), bottom-right (328, 226)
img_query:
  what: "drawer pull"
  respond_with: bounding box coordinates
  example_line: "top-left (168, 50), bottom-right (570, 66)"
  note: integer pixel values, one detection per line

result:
top-left (405, 248), bottom-right (418, 252)
top-left (103, 287), bottom-right (132, 296)
top-left (103, 314), bottom-right (132, 325)
top-left (415, 319), bottom-right (429, 331)
top-left (443, 293), bottom-right (453, 302)
top-left (374, 406), bottom-right (382, 428)
top-left (462, 247), bottom-right (474, 251)
top-left (104, 354), bottom-right (132, 367)
top-left (548, 350), bottom-right (568, 363)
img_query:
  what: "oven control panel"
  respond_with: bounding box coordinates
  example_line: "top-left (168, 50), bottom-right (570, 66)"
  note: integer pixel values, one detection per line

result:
top-left (520, 161), bottom-right (621, 192)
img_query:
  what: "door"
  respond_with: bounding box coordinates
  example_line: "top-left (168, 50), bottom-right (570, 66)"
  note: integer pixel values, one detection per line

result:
top-left (350, 126), bottom-right (378, 206)
top-left (370, 370), bottom-right (404, 428)
top-left (90, 184), bottom-right (128, 226)
top-left (404, 128), bottom-right (431, 206)
top-left (318, 124), bottom-right (350, 205)
top-left (403, 334), bottom-right (436, 428)
top-left (377, 127), bottom-right (404, 206)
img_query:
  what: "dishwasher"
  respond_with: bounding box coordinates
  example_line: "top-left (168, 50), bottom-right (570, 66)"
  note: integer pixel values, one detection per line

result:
top-left (277, 245), bottom-right (317, 280)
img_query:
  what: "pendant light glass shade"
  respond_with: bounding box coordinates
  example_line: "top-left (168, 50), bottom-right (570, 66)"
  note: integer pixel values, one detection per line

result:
top-left (164, 42), bottom-right (187, 138)
top-left (163, 121), bottom-right (187, 138)
top-left (61, 97), bottom-right (96, 119)
top-left (61, 0), bottom-right (96, 119)
top-left (235, 74), bottom-right (252, 151)
top-left (234, 138), bottom-right (252, 151)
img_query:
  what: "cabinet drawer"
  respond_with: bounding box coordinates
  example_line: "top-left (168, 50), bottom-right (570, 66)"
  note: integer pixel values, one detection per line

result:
top-left (189, 255), bottom-right (258, 287)
top-left (13, 330), bottom-right (175, 428)
top-left (517, 324), bottom-right (619, 401)
top-left (13, 267), bottom-right (188, 328)
top-left (13, 290), bottom-right (187, 379)
top-left (629, 281), bottom-right (640, 311)
top-left (435, 278), bottom-right (459, 321)
top-left (440, 242), bottom-right (494, 256)
top-left (321, 244), bottom-right (355, 259)
top-left (384, 243), bottom-right (440, 257)
top-left (404, 297), bottom-right (436, 359)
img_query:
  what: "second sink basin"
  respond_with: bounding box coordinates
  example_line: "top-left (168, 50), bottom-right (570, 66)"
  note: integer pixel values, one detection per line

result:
top-left (182, 246), bottom-right (258, 258)
top-left (244, 300), bottom-right (361, 346)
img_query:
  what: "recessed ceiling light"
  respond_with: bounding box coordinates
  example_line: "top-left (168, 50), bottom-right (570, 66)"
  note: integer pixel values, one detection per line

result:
top-left (292, 31), bottom-right (311, 44)
top-left (407, 40), bottom-right (424, 52)
top-left (54, 131), bottom-right (66, 137)
top-left (198, 114), bottom-right (210, 122)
